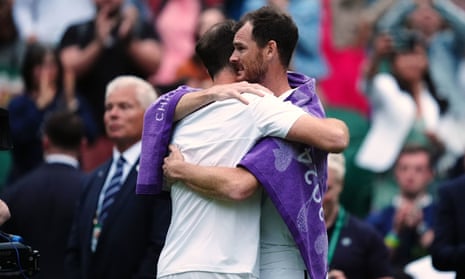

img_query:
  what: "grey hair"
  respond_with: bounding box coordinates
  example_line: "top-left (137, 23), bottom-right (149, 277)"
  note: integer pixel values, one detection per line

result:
top-left (105, 75), bottom-right (159, 109)
top-left (328, 153), bottom-right (346, 181)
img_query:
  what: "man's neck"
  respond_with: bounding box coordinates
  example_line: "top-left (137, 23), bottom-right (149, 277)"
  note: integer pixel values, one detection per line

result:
top-left (261, 69), bottom-right (291, 97)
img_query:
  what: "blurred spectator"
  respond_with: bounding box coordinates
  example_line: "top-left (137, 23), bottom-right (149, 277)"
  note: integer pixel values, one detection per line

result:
top-left (58, 0), bottom-right (162, 171)
top-left (356, 30), bottom-right (445, 209)
top-left (7, 43), bottom-right (98, 183)
top-left (0, 0), bottom-right (25, 107)
top-left (13, 0), bottom-right (95, 47)
top-left (174, 7), bottom-right (226, 89)
top-left (324, 152), bottom-right (394, 279)
top-left (1, 110), bottom-right (86, 279)
top-left (375, 0), bottom-right (465, 175)
top-left (366, 145), bottom-right (436, 275)
top-left (148, 0), bottom-right (203, 90)
top-left (318, 0), bottom-right (374, 116)
top-left (430, 174), bottom-right (465, 278)
top-left (64, 76), bottom-right (171, 279)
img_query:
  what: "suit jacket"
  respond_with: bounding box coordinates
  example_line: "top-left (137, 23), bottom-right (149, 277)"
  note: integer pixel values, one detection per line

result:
top-left (431, 174), bottom-right (465, 279)
top-left (1, 162), bottom-right (85, 279)
top-left (64, 158), bottom-right (171, 279)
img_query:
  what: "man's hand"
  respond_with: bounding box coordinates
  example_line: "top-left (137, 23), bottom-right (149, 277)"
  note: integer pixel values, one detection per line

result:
top-left (204, 81), bottom-right (270, 105)
top-left (174, 81), bottom-right (270, 121)
top-left (393, 201), bottom-right (423, 232)
top-left (119, 5), bottom-right (138, 39)
top-left (163, 145), bottom-right (186, 181)
top-left (95, 6), bottom-right (118, 46)
top-left (0, 199), bottom-right (11, 225)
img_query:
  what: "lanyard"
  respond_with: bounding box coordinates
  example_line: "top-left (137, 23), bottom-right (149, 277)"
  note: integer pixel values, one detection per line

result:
top-left (327, 206), bottom-right (346, 265)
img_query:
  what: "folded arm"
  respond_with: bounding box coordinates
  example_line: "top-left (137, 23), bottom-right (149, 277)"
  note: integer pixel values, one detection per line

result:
top-left (163, 145), bottom-right (259, 201)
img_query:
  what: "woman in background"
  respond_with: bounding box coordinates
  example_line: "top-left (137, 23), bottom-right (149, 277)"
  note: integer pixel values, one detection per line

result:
top-left (7, 43), bottom-right (97, 183)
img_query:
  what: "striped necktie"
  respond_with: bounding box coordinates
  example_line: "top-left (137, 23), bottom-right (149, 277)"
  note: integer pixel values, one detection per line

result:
top-left (99, 156), bottom-right (125, 226)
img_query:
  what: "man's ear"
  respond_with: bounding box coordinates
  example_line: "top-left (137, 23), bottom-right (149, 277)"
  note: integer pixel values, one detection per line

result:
top-left (265, 40), bottom-right (278, 60)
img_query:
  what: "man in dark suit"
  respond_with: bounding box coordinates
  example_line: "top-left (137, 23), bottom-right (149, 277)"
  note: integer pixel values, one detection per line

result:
top-left (1, 110), bottom-right (87, 279)
top-left (64, 75), bottom-right (171, 279)
top-left (431, 174), bottom-right (465, 278)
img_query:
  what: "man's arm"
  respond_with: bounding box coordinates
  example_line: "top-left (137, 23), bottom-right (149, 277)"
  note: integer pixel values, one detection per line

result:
top-left (175, 87), bottom-right (350, 152)
top-left (173, 82), bottom-right (269, 121)
top-left (287, 115), bottom-right (349, 153)
top-left (163, 145), bottom-right (259, 201)
top-left (164, 108), bottom-right (349, 200)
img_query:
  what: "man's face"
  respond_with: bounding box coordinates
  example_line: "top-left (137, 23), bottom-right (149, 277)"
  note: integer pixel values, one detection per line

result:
top-left (94, 0), bottom-right (122, 17)
top-left (230, 21), bottom-right (268, 84)
top-left (104, 85), bottom-right (145, 151)
top-left (323, 167), bottom-right (343, 215)
top-left (393, 45), bottom-right (428, 84)
top-left (394, 151), bottom-right (433, 198)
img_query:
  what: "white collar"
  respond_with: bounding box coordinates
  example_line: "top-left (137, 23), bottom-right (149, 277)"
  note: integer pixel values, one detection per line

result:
top-left (45, 154), bottom-right (79, 168)
top-left (112, 141), bottom-right (141, 167)
top-left (392, 193), bottom-right (433, 209)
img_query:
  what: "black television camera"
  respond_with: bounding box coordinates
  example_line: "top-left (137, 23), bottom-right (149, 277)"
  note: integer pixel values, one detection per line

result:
top-left (0, 240), bottom-right (40, 277)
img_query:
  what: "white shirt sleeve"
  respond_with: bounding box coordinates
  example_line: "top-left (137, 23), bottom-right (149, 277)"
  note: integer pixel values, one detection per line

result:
top-left (244, 92), bottom-right (306, 139)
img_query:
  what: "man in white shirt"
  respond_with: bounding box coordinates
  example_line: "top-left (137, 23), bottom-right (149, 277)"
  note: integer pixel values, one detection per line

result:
top-left (155, 18), bottom-right (348, 279)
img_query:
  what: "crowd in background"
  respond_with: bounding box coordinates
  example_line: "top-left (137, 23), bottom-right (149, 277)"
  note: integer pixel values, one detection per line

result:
top-left (0, 0), bottom-right (465, 278)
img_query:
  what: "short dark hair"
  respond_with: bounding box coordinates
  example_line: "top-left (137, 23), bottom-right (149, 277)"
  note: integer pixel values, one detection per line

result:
top-left (235, 6), bottom-right (298, 68)
top-left (42, 111), bottom-right (85, 150)
top-left (195, 20), bottom-right (236, 78)
top-left (396, 144), bottom-right (434, 169)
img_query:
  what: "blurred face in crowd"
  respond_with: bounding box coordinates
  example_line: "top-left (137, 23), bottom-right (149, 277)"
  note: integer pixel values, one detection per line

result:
top-left (94, 0), bottom-right (123, 17)
top-left (394, 151), bottom-right (433, 199)
top-left (408, 2), bottom-right (443, 37)
top-left (323, 167), bottom-right (343, 219)
top-left (34, 51), bottom-right (58, 88)
top-left (104, 85), bottom-right (145, 152)
top-left (230, 21), bottom-right (268, 84)
top-left (393, 44), bottom-right (428, 84)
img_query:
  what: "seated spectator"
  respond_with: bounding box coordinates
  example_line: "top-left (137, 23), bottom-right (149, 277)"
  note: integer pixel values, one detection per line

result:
top-left (7, 42), bottom-right (97, 183)
top-left (430, 174), bottom-right (465, 277)
top-left (366, 145), bottom-right (436, 275)
top-left (324, 152), bottom-right (394, 279)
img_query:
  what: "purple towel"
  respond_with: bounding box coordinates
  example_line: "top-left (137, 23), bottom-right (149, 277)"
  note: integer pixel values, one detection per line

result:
top-left (136, 85), bottom-right (197, 195)
top-left (239, 72), bottom-right (329, 279)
